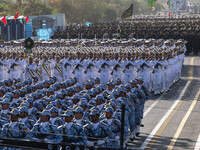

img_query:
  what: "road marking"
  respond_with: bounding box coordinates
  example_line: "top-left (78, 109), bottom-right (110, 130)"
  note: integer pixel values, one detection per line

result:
top-left (140, 81), bottom-right (191, 149)
top-left (140, 57), bottom-right (194, 149)
top-left (143, 101), bottom-right (158, 118)
top-left (194, 134), bottom-right (200, 150)
top-left (181, 77), bottom-right (200, 81)
top-left (167, 88), bottom-right (200, 150)
top-left (143, 57), bottom-right (195, 149)
top-left (188, 57), bottom-right (194, 80)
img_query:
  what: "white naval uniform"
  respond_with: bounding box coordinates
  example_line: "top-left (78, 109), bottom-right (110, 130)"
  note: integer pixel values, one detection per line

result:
top-left (51, 62), bottom-right (64, 83)
top-left (123, 60), bottom-right (137, 84)
top-left (9, 58), bottom-right (21, 79)
top-left (0, 58), bottom-right (4, 81)
top-left (85, 59), bottom-right (96, 81)
top-left (98, 59), bottom-right (111, 89)
top-left (73, 63), bottom-right (85, 86)
top-left (25, 64), bottom-right (37, 79)
top-left (61, 59), bottom-right (72, 81)
top-left (2, 59), bottom-right (10, 80)
top-left (39, 60), bottom-right (51, 80)
top-left (19, 59), bottom-right (26, 81)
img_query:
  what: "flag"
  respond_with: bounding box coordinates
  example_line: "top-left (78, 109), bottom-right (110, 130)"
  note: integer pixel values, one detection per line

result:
top-left (167, 0), bottom-right (170, 8)
top-left (6, 13), bottom-right (11, 20)
top-left (168, 8), bottom-right (171, 17)
top-left (14, 11), bottom-right (20, 20)
top-left (25, 16), bottom-right (29, 24)
top-left (121, 4), bottom-right (133, 19)
top-left (148, 0), bottom-right (157, 8)
top-left (1, 16), bottom-right (7, 26)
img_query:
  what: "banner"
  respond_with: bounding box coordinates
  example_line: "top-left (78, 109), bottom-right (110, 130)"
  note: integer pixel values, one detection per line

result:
top-left (170, 0), bottom-right (188, 10)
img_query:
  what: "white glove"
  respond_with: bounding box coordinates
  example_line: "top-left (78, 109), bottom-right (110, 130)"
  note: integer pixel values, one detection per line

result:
top-left (116, 135), bottom-right (120, 140)
top-left (86, 141), bottom-right (94, 147)
top-left (97, 140), bottom-right (105, 145)
top-left (32, 138), bottom-right (41, 142)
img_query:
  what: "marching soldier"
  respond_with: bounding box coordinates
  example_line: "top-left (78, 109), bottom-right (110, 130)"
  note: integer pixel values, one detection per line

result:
top-left (39, 55), bottom-right (51, 81)
top-left (31, 110), bottom-right (62, 143)
top-left (25, 57), bottom-right (36, 80)
top-left (51, 56), bottom-right (64, 83)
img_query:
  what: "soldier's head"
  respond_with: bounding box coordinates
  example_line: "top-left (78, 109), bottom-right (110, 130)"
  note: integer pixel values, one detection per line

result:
top-left (19, 106), bottom-right (28, 118)
top-left (75, 84), bottom-right (82, 93)
top-left (103, 52), bottom-right (106, 59)
top-left (137, 77), bottom-right (144, 85)
top-left (13, 90), bottom-right (20, 99)
top-left (32, 76), bottom-right (39, 84)
top-left (9, 109), bottom-right (19, 122)
top-left (107, 82), bottom-right (113, 91)
top-left (12, 52), bottom-right (16, 59)
top-left (94, 77), bottom-right (100, 84)
top-left (118, 87), bottom-right (126, 97)
top-left (126, 83), bottom-right (132, 92)
top-left (130, 79), bottom-right (137, 88)
top-left (115, 53), bottom-right (119, 60)
top-left (90, 109), bottom-right (100, 123)
top-left (127, 53), bottom-right (132, 60)
top-left (39, 110), bottom-right (50, 122)
top-left (50, 107), bottom-right (59, 118)
top-left (112, 90), bottom-right (119, 99)
top-left (85, 81), bottom-right (93, 90)
top-left (89, 52), bottom-right (93, 59)
top-left (74, 107), bottom-right (84, 120)
top-left (72, 96), bottom-right (80, 105)
top-left (76, 52), bottom-right (81, 58)
top-left (1, 98), bottom-right (10, 110)
top-left (95, 96), bottom-right (105, 106)
top-left (116, 78), bottom-right (122, 85)
top-left (62, 110), bottom-right (73, 123)
top-left (105, 107), bottom-right (114, 119)
top-left (0, 88), bottom-right (5, 97)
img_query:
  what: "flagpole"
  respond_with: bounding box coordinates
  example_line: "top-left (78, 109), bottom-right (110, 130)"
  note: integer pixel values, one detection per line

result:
top-left (132, 3), bottom-right (134, 20)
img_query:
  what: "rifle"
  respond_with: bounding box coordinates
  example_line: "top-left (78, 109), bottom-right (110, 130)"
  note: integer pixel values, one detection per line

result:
top-left (80, 57), bottom-right (85, 63)
top-left (10, 63), bottom-right (18, 69)
top-left (125, 63), bottom-right (133, 69)
top-left (75, 64), bottom-right (83, 71)
top-left (64, 62), bottom-right (71, 69)
top-left (113, 64), bottom-right (120, 71)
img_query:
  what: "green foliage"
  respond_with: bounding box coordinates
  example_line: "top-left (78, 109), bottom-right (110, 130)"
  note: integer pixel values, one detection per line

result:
top-left (0, 0), bottom-right (181, 23)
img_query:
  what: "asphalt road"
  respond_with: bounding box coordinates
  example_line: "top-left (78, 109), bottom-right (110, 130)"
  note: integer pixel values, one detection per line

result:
top-left (128, 57), bottom-right (200, 150)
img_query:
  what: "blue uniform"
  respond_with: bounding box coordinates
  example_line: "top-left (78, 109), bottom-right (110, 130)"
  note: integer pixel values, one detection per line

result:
top-left (31, 122), bottom-right (62, 143)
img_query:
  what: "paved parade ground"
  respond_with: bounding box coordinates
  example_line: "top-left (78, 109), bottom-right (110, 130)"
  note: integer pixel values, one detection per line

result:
top-left (128, 56), bottom-right (200, 150)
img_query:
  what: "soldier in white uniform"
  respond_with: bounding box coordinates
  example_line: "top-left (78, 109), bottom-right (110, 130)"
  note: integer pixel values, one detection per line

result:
top-left (25, 57), bottom-right (36, 80)
top-left (39, 55), bottom-right (51, 81)
top-left (51, 56), bottom-right (64, 83)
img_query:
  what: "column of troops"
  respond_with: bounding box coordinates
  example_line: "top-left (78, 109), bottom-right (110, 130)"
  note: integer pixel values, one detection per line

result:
top-left (52, 15), bottom-right (200, 40)
top-left (0, 38), bottom-right (186, 149)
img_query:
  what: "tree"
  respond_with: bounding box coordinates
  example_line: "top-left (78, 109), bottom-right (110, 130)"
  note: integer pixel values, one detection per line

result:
top-left (103, 8), bottom-right (117, 21)
top-left (23, 1), bottom-right (52, 16)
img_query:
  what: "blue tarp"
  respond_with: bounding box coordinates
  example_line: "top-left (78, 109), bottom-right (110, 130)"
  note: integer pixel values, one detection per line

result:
top-left (25, 24), bottom-right (33, 38)
top-left (85, 22), bottom-right (92, 26)
top-left (36, 28), bottom-right (54, 40)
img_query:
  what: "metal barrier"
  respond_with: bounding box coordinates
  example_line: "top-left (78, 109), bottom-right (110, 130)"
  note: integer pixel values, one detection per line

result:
top-left (0, 105), bottom-right (126, 150)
